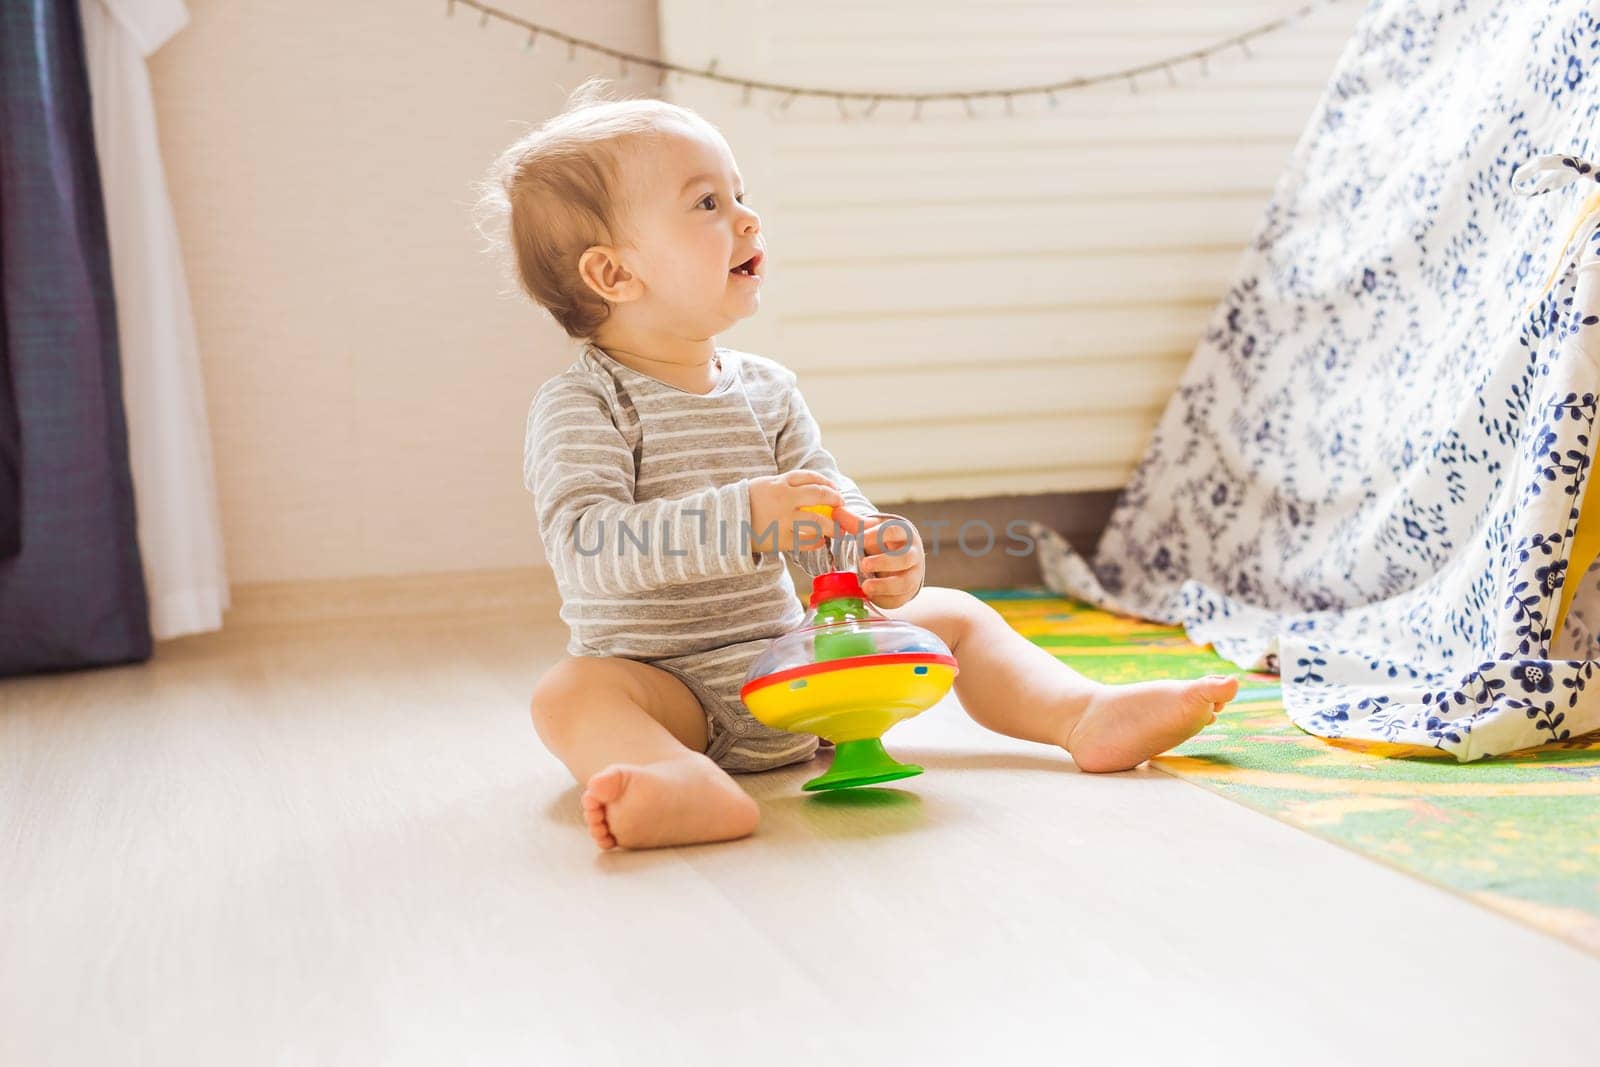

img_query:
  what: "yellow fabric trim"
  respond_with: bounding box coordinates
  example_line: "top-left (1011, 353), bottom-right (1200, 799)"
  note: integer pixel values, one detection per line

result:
top-left (1527, 191), bottom-right (1600, 315)
top-left (1557, 477), bottom-right (1600, 636)
top-left (1548, 192), bottom-right (1600, 635)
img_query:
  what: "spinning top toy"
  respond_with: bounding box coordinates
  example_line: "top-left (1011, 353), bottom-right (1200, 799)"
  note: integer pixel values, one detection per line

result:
top-left (738, 505), bottom-right (957, 791)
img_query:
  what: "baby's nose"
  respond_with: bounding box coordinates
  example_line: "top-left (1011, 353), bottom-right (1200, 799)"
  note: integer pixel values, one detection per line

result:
top-left (738, 205), bottom-right (761, 235)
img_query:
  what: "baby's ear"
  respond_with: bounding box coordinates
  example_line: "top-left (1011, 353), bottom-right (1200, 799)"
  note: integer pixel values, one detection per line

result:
top-left (578, 246), bottom-right (642, 304)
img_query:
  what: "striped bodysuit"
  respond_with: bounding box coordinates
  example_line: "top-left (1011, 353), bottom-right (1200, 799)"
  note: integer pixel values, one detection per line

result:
top-left (524, 342), bottom-right (910, 772)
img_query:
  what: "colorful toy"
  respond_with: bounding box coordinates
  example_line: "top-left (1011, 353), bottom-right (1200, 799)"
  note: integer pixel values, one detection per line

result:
top-left (739, 505), bottom-right (957, 791)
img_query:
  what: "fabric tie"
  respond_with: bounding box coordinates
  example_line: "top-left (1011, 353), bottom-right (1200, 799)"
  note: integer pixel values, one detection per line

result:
top-left (1515, 153), bottom-right (1600, 314)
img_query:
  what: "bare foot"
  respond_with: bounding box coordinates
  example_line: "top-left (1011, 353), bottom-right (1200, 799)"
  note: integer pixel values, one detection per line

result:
top-left (580, 752), bottom-right (760, 851)
top-left (1063, 675), bottom-right (1239, 774)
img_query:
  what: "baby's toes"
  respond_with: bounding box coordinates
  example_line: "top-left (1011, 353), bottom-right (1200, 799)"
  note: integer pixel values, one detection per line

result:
top-left (584, 765), bottom-right (630, 808)
top-left (581, 767), bottom-right (632, 851)
top-left (1192, 674), bottom-right (1239, 713)
top-left (580, 800), bottom-right (616, 849)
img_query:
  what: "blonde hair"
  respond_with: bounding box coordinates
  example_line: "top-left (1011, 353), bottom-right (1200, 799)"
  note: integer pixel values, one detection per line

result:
top-left (475, 80), bottom-right (711, 339)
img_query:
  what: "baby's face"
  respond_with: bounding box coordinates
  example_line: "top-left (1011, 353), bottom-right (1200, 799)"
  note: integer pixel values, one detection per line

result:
top-left (613, 121), bottom-right (764, 338)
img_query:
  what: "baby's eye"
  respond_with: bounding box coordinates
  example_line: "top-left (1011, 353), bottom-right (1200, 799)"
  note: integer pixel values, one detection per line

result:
top-left (736, 193), bottom-right (747, 204)
top-left (697, 194), bottom-right (717, 210)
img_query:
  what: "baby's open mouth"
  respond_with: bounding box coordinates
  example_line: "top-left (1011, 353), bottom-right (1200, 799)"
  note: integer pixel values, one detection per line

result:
top-left (730, 252), bottom-right (762, 277)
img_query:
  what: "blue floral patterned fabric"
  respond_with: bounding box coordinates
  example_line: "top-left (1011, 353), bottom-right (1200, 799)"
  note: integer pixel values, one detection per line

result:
top-left (1032, 0), bottom-right (1600, 760)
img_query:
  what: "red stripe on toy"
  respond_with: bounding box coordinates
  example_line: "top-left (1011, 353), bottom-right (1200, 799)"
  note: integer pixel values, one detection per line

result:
top-left (739, 653), bottom-right (959, 700)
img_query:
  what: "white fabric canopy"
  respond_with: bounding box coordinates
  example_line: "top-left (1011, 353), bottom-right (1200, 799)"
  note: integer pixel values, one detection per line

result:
top-left (80, 0), bottom-right (229, 639)
top-left (1034, 0), bottom-right (1600, 760)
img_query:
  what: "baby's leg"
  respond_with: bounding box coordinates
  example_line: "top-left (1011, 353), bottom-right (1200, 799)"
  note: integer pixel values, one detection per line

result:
top-left (530, 656), bottom-right (758, 850)
top-left (882, 588), bottom-right (1238, 773)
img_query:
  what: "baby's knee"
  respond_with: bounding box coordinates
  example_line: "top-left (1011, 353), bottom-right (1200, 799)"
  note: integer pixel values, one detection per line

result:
top-left (529, 656), bottom-right (627, 741)
top-left (529, 661), bottom-right (573, 743)
top-left (916, 586), bottom-right (989, 626)
top-left (884, 585), bottom-right (987, 647)
top-left (943, 587), bottom-right (987, 612)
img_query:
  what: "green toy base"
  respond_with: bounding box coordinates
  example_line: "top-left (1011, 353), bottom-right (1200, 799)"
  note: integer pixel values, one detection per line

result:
top-left (802, 738), bottom-right (924, 792)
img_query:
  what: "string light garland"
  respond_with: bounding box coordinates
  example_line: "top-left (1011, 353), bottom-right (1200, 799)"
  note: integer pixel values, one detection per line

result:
top-left (445, 0), bottom-right (1343, 117)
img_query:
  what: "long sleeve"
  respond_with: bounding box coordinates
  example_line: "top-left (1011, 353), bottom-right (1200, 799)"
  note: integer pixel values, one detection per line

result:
top-left (774, 379), bottom-right (874, 512)
top-left (773, 376), bottom-right (883, 578)
top-left (773, 373), bottom-right (925, 599)
top-left (526, 378), bottom-right (761, 597)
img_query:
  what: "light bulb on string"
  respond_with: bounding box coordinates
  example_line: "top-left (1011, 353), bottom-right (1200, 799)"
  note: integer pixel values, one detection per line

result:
top-left (439, 1), bottom-right (1335, 122)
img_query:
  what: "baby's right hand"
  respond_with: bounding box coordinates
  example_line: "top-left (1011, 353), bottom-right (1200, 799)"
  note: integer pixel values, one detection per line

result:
top-left (748, 471), bottom-right (844, 554)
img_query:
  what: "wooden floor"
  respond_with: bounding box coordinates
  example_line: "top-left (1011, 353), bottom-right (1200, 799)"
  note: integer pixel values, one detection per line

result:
top-left (4, 594), bottom-right (1598, 1066)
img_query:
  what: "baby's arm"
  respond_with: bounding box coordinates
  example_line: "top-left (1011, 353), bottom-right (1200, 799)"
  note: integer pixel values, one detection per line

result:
top-left (773, 378), bottom-right (874, 577)
top-left (526, 379), bottom-right (761, 597)
top-left (773, 375), bottom-right (924, 600)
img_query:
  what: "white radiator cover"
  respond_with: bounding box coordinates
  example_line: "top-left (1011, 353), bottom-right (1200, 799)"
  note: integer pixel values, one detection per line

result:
top-left (658, 1), bottom-right (1360, 503)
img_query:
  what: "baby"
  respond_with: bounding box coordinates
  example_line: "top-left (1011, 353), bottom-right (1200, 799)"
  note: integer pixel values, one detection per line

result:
top-left (484, 84), bottom-right (1239, 851)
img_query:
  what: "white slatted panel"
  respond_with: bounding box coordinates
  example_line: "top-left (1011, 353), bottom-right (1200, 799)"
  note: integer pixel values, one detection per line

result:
top-left (659, 1), bottom-right (1361, 503)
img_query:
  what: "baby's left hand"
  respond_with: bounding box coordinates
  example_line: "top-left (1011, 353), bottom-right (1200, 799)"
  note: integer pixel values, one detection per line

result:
top-left (835, 511), bottom-right (924, 609)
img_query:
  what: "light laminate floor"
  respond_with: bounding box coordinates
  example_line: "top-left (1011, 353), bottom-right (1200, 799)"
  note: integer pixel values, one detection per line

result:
top-left (3, 607), bottom-right (1596, 1067)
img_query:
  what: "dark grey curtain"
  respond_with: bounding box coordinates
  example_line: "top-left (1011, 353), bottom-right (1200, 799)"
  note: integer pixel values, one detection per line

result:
top-left (0, 0), bottom-right (153, 674)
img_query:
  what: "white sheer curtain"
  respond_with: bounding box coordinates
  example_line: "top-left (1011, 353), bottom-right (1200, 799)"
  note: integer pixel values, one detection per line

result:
top-left (79, 0), bottom-right (229, 639)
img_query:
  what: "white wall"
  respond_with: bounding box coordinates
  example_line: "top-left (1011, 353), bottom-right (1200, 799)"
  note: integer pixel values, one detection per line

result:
top-left (149, 0), bottom-right (661, 583)
top-left (150, 0), bottom-right (1360, 586)
top-left (662, 0), bottom-right (1362, 503)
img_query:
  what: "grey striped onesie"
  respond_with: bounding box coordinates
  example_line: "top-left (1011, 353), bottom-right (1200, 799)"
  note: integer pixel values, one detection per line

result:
top-left (524, 342), bottom-right (905, 773)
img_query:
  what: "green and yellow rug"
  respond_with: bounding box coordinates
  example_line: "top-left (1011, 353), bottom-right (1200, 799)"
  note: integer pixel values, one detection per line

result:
top-left (976, 589), bottom-right (1600, 957)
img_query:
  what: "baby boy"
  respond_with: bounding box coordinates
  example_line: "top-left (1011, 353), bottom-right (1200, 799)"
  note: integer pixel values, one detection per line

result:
top-left (483, 84), bottom-right (1239, 851)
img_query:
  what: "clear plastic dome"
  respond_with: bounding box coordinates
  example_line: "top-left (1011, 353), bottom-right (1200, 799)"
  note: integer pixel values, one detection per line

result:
top-left (739, 571), bottom-right (959, 782)
top-left (744, 610), bottom-right (954, 686)
top-left (739, 602), bottom-right (958, 747)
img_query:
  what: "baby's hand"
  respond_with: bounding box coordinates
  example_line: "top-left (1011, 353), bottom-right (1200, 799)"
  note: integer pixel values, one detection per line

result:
top-left (748, 471), bottom-right (844, 554)
top-left (835, 512), bottom-right (925, 608)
